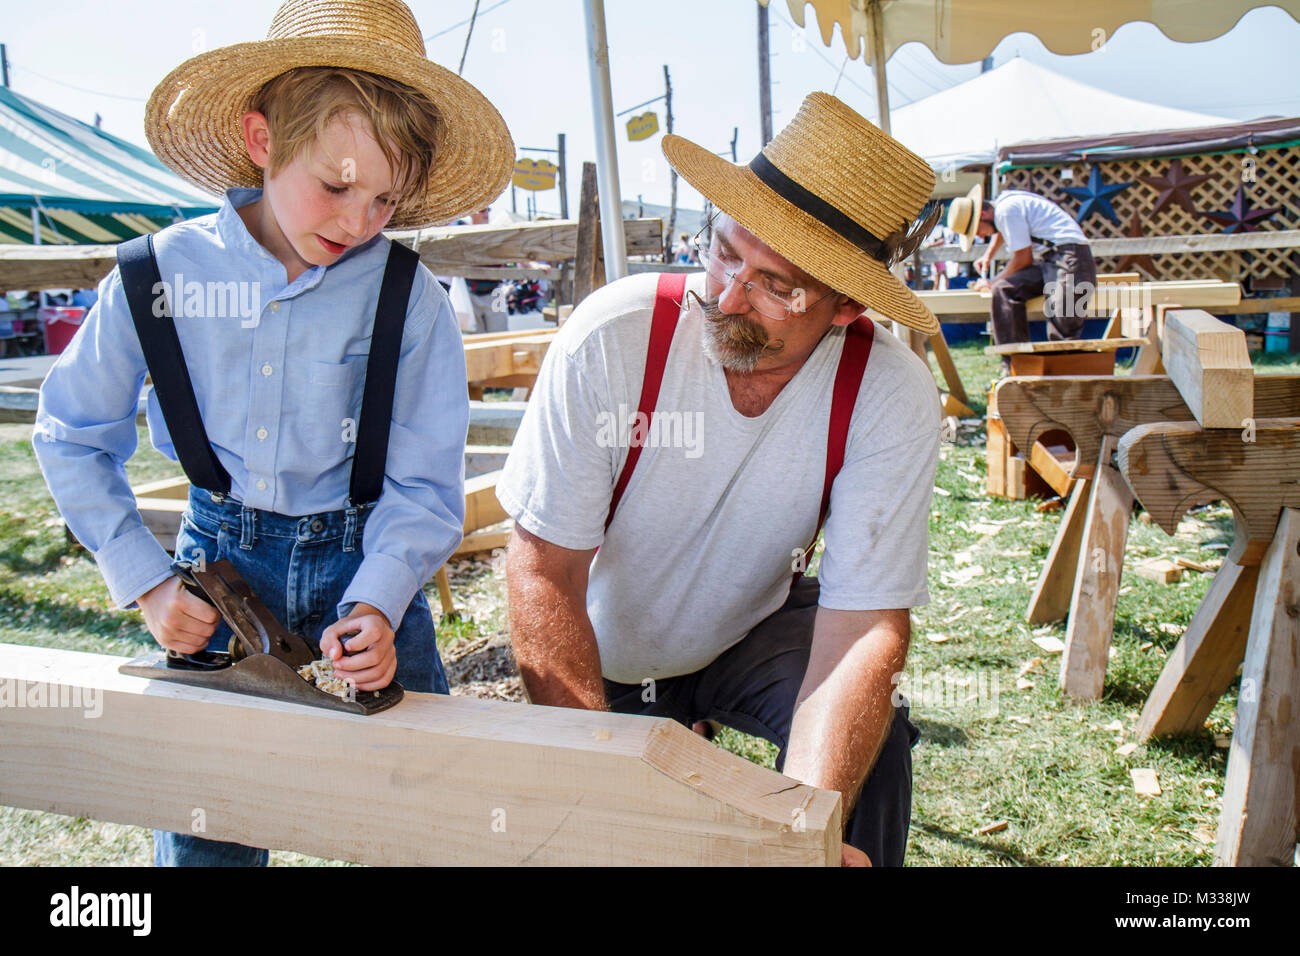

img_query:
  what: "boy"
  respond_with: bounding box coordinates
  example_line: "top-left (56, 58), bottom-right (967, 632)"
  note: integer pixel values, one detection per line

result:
top-left (32, 0), bottom-right (513, 865)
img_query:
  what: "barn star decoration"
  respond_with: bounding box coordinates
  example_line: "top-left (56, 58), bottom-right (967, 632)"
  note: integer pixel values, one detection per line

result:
top-left (1115, 211), bottom-right (1159, 278)
top-left (1201, 185), bottom-right (1281, 234)
top-left (1062, 163), bottom-right (1134, 225)
top-left (1138, 158), bottom-right (1213, 217)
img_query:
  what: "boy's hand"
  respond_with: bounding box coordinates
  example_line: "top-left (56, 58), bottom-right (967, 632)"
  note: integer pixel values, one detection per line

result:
top-left (321, 603), bottom-right (397, 691)
top-left (137, 575), bottom-right (221, 654)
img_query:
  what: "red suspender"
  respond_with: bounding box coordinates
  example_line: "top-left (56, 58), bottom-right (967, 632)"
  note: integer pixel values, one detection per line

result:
top-left (603, 274), bottom-right (875, 563)
top-left (797, 315), bottom-right (875, 578)
top-left (605, 272), bottom-right (687, 531)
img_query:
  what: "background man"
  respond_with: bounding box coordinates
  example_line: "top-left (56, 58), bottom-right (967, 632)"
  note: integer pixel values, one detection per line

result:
top-left (498, 93), bottom-right (941, 866)
top-left (947, 183), bottom-right (1098, 371)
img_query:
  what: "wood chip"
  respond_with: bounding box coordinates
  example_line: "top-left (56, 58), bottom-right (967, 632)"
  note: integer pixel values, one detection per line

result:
top-left (1032, 636), bottom-right (1066, 654)
top-left (1173, 556), bottom-right (1213, 574)
top-left (1131, 768), bottom-right (1161, 796)
top-left (1103, 719), bottom-right (1124, 733)
top-left (925, 632), bottom-right (950, 644)
top-left (1007, 715), bottom-right (1032, 725)
top-left (1135, 558), bottom-right (1182, 584)
top-left (1214, 734), bottom-right (1231, 749)
top-left (942, 565), bottom-right (984, 586)
top-left (1016, 678), bottom-right (1035, 690)
top-left (1158, 622), bottom-right (1185, 636)
top-left (1017, 657), bottom-right (1043, 678)
top-left (1036, 497), bottom-right (1064, 513)
top-left (974, 819), bottom-right (1008, 836)
top-left (971, 522), bottom-right (1002, 536)
top-left (1115, 742), bottom-right (1138, 756)
top-left (933, 486), bottom-right (951, 496)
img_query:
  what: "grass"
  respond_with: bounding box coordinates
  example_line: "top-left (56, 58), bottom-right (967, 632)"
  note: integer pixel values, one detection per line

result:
top-left (2, 341), bottom-right (1298, 865)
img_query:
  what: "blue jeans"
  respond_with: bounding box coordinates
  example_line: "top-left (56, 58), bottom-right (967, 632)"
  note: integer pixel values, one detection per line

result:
top-left (153, 488), bottom-right (448, 867)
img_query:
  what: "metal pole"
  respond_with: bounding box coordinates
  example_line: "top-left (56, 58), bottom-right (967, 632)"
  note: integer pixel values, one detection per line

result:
top-left (1, 45), bottom-right (9, 89)
top-left (31, 207), bottom-right (40, 245)
top-left (757, 4), bottom-right (773, 146)
top-left (557, 133), bottom-right (569, 219)
top-left (664, 64), bottom-right (677, 263)
top-left (583, 0), bottom-right (628, 281)
top-left (868, 0), bottom-right (891, 135)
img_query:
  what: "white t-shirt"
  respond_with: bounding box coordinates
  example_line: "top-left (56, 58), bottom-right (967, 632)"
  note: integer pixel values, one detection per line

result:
top-left (993, 190), bottom-right (1087, 251)
top-left (497, 272), bottom-right (940, 684)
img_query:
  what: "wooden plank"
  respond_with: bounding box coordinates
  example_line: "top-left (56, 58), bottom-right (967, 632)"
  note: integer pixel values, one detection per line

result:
top-left (920, 230), bottom-right (1300, 262)
top-left (1060, 435), bottom-right (1133, 701)
top-left (455, 528), bottom-right (512, 555)
top-left (0, 644), bottom-right (840, 866)
top-left (1137, 557), bottom-right (1261, 740)
top-left (130, 476), bottom-right (191, 499)
top-left (1161, 309), bottom-right (1253, 429)
top-left (1212, 295), bottom-right (1300, 316)
top-left (433, 567), bottom-right (454, 615)
top-left (1214, 507), bottom-right (1300, 866)
top-left (463, 471), bottom-right (507, 534)
top-left (987, 337), bottom-right (1147, 355)
top-left (994, 374), bottom-right (1300, 482)
top-left (915, 280), bottom-right (1240, 318)
top-left (1026, 476), bottom-right (1091, 625)
top-left (1027, 441), bottom-right (1075, 498)
top-left (573, 162), bottom-right (604, 306)
top-left (1008, 352), bottom-right (1116, 377)
top-left (985, 415), bottom-right (1008, 497)
top-left (1117, 418), bottom-right (1300, 566)
top-left (928, 330), bottom-right (969, 406)
top-left (1134, 558), bottom-right (1182, 584)
top-left (463, 336), bottom-right (554, 383)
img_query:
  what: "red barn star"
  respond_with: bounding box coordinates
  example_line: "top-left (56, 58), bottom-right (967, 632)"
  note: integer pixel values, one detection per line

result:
top-left (1202, 185), bottom-right (1281, 234)
top-left (1138, 159), bottom-right (1213, 217)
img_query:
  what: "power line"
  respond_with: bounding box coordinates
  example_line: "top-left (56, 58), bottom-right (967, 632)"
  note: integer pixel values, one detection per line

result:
top-left (9, 64), bottom-right (147, 102)
top-left (425, 0), bottom-right (512, 42)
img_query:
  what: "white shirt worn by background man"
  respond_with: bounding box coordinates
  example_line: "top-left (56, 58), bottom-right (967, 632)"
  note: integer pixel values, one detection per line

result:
top-left (497, 272), bottom-right (940, 685)
top-left (992, 189), bottom-right (1087, 252)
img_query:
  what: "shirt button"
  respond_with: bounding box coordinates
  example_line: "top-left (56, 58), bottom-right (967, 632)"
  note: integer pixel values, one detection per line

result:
top-left (269, 301), bottom-right (280, 313)
top-left (256, 479), bottom-right (267, 491)
top-left (261, 363), bottom-right (273, 377)
top-left (256, 427), bottom-right (268, 440)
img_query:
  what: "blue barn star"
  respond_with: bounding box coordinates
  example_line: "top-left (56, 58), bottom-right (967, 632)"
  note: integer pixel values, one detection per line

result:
top-left (1061, 164), bottom-right (1133, 225)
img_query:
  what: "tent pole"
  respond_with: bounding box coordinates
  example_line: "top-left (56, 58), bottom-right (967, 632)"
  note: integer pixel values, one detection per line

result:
top-left (31, 207), bottom-right (41, 246)
top-left (868, 0), bottom-right (891, 135)
top-left (583, 0), bottom-right (628, 281)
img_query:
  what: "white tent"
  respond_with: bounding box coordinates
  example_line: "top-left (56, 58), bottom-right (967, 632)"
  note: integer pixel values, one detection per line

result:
top-left (878, 58), bottom-right (1227, 177)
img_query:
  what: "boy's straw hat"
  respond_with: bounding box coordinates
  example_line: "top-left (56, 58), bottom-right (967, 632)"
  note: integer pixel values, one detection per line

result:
top-left (662, 92), bottom-right (940, 335)
top-left (945, 182), bottom-right (985, 253)
top-left (144, 0), bottom-right (513, 229)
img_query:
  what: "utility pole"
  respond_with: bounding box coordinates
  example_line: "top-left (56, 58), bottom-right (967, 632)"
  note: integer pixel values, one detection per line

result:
top-left (557, 133), bottom-right (568, 219)
top-left (664, 64), bottom-right (677, 263)
top-left (757, 5), bottom-right (773, 146)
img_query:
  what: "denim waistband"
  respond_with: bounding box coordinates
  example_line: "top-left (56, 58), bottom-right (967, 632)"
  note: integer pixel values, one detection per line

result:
top-left (185, 487), bottom-right (372, 551)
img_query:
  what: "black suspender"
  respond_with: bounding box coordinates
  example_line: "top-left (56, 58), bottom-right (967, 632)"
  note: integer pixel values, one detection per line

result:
top-left (115, 235), bottom-right (420, 507)
top-left (350, 242), bottom-right (419, 506)
top-left (117, 234), bottom-right (233, 495)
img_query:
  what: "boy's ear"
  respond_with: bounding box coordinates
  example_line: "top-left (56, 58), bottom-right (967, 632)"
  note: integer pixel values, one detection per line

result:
top-left (241, 111), bottom-right (272, 170)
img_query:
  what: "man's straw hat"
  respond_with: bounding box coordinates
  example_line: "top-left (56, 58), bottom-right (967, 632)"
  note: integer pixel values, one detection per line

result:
top-left (144, 0), bottom-right (513, 229)
top-left (662, 92), bottom-right (940, 335)
top-left (945, 182), bottom-right (985, 253)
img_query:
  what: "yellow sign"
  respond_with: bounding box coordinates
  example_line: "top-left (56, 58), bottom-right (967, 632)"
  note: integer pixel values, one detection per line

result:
top-left (511, 158), bottom-right (558, 191)
top-left (626, 111), bottom-right (660, 142)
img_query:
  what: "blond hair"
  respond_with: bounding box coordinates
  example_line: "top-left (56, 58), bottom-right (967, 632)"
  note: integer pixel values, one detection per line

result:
top-left (251, 67), bottom-right (439, 212)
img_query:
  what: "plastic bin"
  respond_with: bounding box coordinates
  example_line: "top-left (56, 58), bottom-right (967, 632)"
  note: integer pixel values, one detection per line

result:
top-left (40, 306), bottom-right (87, 354)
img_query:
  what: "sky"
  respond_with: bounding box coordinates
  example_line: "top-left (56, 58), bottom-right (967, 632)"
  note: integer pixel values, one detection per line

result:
top-left (3, 0), bottom-right (1300, 218)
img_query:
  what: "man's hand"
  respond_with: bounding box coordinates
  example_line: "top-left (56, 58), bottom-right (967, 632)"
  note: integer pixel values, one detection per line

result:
top-left (321, 602), bottom-right (396, 691)
top-left (973, 253), bottom-right (993, 278)
top-left (842, 845), bottom-right (872, 867)
top-left (137, 575), bottom-right (220, 654)
top-left (971, 277), bottom-right (991, 292)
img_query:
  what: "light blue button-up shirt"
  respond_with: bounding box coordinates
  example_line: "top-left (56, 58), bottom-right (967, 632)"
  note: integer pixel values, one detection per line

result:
top-left (34, 188), bottom-right (468, 627)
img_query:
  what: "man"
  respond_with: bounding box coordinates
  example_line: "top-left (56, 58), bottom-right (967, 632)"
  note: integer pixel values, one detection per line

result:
top-left (497, 93), bottom-right (941, 866)
top-left (947, 183), bottom-right (1098, 371)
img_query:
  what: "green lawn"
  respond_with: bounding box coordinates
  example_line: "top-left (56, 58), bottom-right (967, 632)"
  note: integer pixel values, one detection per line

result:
top-left (2, 341), bottom-right (1298, 865)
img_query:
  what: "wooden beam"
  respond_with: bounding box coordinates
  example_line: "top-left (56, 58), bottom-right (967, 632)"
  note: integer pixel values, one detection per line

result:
top-left (573, 162), bottom-right (605, 306)
top-left (0, 644), bottom-right (840, 866)
top-left (915, 280), bottom-right (1240, 318)
top-left (927, 330), bottom-right (969, 406)
top-left (919, 229), bottom-right (1300, 262)
top-left (462, 334), bottom-right (554, 384)
top-left (1026, 476), bottom-right (1091, 625)
top-left (1214, 507), bottom-right (1300, 867)
top-left (1161, 310), bottom-right (1253, 429)
top-left (986, 337), bottom-right (1148, 355)
top-left (1137, 557), bottom-right (1261, 740)
top-left (1117, 418), bottom-right (1300, 566)
top-left (1027, 441), bottom-right (1075, 498)
top-left (1060, 435), bottom-right (1133, 701)
top-left (994, 374), bottom-right (1300, 482)
top-left (463, 471), bottom-right (507, 534)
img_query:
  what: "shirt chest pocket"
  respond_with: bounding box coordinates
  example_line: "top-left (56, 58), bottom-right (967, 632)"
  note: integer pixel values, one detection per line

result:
top-left (306, 359), bottom-right (365, 460)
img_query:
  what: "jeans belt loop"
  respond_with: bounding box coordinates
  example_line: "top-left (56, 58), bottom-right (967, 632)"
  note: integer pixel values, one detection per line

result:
top-left (343, 503), bottom-right (359, 553)
top-left (239, 504), bottom-right (256, 550)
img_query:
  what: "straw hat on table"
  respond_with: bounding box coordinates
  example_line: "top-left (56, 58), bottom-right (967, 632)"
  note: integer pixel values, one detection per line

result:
top-left (144, 0), bottom-right (513, 229)
top-left (662, 92), bottom-right (941, 335)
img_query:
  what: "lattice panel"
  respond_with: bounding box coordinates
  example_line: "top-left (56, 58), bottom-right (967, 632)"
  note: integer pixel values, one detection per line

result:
top-left (1002, 147), bottom-right (1300, 283)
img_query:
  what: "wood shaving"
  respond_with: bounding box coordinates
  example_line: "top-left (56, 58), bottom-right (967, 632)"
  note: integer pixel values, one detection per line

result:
top-left (297, 657), bottom-right (354, 700)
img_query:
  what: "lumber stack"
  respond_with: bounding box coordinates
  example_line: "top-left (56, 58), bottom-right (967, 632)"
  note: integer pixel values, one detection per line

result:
top-left (0, 644), bottom-right (841, 866)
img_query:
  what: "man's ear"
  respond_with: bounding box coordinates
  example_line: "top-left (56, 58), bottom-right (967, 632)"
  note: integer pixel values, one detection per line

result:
top-left (241, 111), bottom-right (272, 169)
top-left (830, 296), bottom-right (866, 327)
